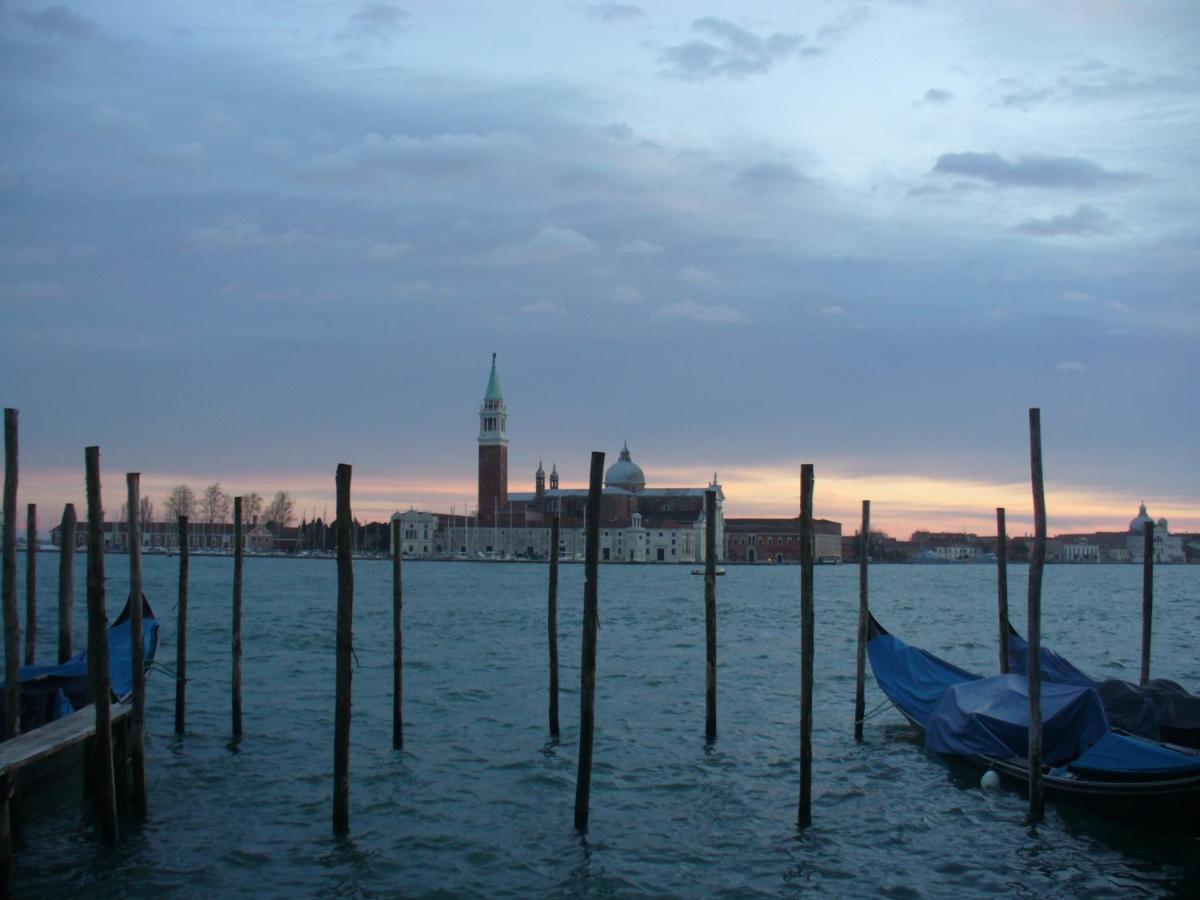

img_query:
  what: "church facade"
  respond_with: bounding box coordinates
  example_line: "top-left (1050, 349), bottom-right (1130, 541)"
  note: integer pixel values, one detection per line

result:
top-left (395, 355), bottom-right (725, 562)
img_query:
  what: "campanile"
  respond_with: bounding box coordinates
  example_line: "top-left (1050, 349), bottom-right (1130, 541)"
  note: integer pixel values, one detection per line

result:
top-left (478, 353), bottom-right (508, 524)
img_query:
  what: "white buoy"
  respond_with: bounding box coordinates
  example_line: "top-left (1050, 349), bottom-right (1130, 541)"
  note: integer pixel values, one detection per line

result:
top-left (980, 769), bottom-right (1001, 790)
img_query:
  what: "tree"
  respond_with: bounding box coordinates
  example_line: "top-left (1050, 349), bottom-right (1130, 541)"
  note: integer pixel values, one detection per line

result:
top-left (163, 484), bottom-right (196, 520)
top-left (139, 494), bottom-right (155, 526)
top-left (242, 491), bottom-right (263, 524)
top-left (265, 491), bottom-right (294, 527)
top-left (201, 483), bottom-right (230, 524)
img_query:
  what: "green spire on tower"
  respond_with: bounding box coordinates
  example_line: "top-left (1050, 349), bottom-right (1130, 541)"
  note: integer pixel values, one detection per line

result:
top-left (484, 352), bottom-right (504, 404)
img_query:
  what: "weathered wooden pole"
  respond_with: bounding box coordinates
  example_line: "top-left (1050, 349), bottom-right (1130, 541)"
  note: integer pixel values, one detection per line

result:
top-left (333, 464), bottom-right (354, 835)
top-left (573, 450), bottom-right (604, 834)
top-left (1140, 520), bottom-right (1153, 685)
top-left (58, 504), bottom-right (76, 663)
top-left (997, 507), bottom-right (1009, 674)
top-left (85, 446), bottom-right (118, 844)
top-left (854, 500), bottom-right (869, 743)
top-left (24, 504), bottom-right (36, 666)
top-left (1026, 409), bottom-right (1046, 822)
top-left (126, 473), bottom-right (147, 817)
top-left (232, 496), bottom-right (243, 739)
top-left (547, 508), bottom-right (561, 739)
top-left (3, 409), bottom-right (18, 740)
top-left (704, 488), bottom-right (718, 743)
top-left (175, 515), bottom-right (189, 735)
top-left (391, 517), bottom-right (403, 750)
top-left (798, 463), bottom-right (815, 828)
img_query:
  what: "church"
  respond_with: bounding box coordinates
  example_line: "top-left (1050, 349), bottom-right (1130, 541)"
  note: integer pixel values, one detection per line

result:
top-left (395, 355), bottom-right (724, 562)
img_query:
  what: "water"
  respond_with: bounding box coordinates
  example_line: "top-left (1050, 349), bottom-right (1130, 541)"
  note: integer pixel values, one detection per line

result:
top-left (10, 556), bottom-right (1200, 897)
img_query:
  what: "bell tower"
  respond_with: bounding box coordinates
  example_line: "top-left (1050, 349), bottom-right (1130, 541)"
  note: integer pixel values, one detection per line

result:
top-left (478, 353), bottom-right (508, 524)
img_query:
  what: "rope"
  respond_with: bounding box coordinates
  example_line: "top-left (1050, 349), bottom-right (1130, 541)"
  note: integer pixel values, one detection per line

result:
top-left (854, 698), bottom-right (893, 726)
top-left (149, 660), bottom-right (187, 683)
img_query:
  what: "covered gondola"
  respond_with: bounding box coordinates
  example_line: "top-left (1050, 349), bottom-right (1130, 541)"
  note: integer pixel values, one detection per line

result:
top-left (867, 615), bottom-right (1200, 827)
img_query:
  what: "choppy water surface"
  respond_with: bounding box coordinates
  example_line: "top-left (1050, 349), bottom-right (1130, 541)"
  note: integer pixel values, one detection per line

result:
top-left (10, 557), bottom-right (1200, 897)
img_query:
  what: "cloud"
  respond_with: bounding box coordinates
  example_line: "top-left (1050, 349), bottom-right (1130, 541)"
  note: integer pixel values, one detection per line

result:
top-left (364, 242), bottom-right (411, 261)
top-left (143, 141), bottom-right (207, 168)
top-left (918, 88), bottom-right (954, 105)
top-left (603, 122), bottom-right (633, 140)
top-left (931, 152), bottom-right (1145, 189)
top-left (0, 281), bottom-right (66, 301)
top-left (485, 226), bottom-right (595, 265)
top-left (618, 239), bottom-right (662, 256)
top-left (338, 3), bottom-right (409, 43)
top-left (1060, 290), bottom-right (1095, 304)
top-left (993, 62), bottom-right (1200, 111)
top-left (187, 217), bottom-right (314, 249)
top-left (1055, 360), bottom-right (1087, 373)
top-left (19, 4), bottom-right (96, 39)
top-left (1016, 204), bottom-right (1115, 237)
top-left (733, 161), bottom-right (807, 192)
top-left (659, 300), bottom-right (747, 323)
top-left (516, 298), bottom-right (565, 316)
top-left (679, 266), bottom-right (721, 287)
top-left (613, 285), bottom-right (642, 304)
top-left (659, 17), bottom-right (804, 81)
top-left (585, 2), bottom-right (645, 23)
top-left (303, 132), bottom-right (507, 181)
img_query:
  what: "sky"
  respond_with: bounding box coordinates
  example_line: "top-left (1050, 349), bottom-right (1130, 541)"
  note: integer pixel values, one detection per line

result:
top-left (2, 0), bottom-right (1197, 539)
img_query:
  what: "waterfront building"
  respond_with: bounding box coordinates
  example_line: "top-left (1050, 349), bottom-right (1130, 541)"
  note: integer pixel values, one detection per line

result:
top-left (1126, 502), bottom-right (1185, 563)
top-left (724, 518), bottom-right (842, 563)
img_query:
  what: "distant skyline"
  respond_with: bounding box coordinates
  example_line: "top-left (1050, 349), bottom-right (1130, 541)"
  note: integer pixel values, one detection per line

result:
top-left (2, 2), bottom-right (1197, 538)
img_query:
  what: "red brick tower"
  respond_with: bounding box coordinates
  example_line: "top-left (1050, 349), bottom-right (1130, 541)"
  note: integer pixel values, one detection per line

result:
top-left (478, 353), bottom-right (508, 525)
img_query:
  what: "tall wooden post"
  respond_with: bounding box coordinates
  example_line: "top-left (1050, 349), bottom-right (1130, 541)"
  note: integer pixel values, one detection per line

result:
top-left (997, 507), bottom-right (1009, 674)
top-left (126, 474), bottom-right (147, 817)
top-left (333, 464), bottom-right (354, 835)
top-left (854, 500), bottom-right (869, 743)
top-left (24, 504), bottom-right (35, 666)
top-left (1140, 520), bottom-right (1153, 685)
top-left (798, 464), bottom-right (815, 828)
top-left (704, 488), bottom-right (718, 743)
top-left (175, 515), bottom-right (189, 735)
top-left (391, 518), bottom-right (403, 750)
top-left (3, 409), bottom-right (18, 739)
top-left (1026, 409), bottom-right (1046, 822)
top-left (547, 509), bottom-right (561, 739)
top-left (58, 504), bottom-right (76, 663)
top-left (573, 450), bottom-right (604, 834)
top-left (232, 496), bottom-right (243, 739)
top-left (85, 446), bottom-right (118, 844)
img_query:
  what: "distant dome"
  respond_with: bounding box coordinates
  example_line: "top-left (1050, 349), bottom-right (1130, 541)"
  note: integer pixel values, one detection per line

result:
top-left (605, 442), bottom-right (646, 492)
top-left (1129, 502), bottom-right (1154, 533)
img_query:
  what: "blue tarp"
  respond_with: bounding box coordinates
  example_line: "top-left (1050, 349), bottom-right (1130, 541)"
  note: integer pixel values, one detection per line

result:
top-left (1006, 631), bottom-right (1098, 688)
top-left (867, 632), bottom-right (978, 727)
top-left (1067, 732), bottom-right (1200, 778)
top-left (926, 674), bottom-right (1109, 765)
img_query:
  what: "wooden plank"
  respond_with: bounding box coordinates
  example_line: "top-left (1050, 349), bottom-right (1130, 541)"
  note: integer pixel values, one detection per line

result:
top-left (232, 496), bottom-right (243, 739)
top-left (1027, 409), bottom-right (1046, 822)
top-left (3, 408), bottom-right (19, 740)
top-left (997, 507), bottom-right (1009, 674)
top-left (333, 464), bottom-right (354, 835)
top-left (854, 500), bottom-right (869, 743)
top-left (1141, 520), bottom-right (1153, 685)
top-left (24, 504), bottom-right (35, 666)
top-left (547, 509), bottom-right (560, 739)
top-left (175, 515), bottom-right (189, 735)
top-left (392, 517), bottom-right (403, 751)
top-left (85, 445), bottom-right (118, 844)
top-left (57, 504), bottom-right (76, 664)
top-left (126, 473), bottom-right (147, 818)
top-left (573, 450), bottom-right (604, 834)
top-left (0, 704), bottom-right (132, 775)
top-left (798, 463), bottom-right (815, 828)
top-left (704, 488), bottom-right (717, 743)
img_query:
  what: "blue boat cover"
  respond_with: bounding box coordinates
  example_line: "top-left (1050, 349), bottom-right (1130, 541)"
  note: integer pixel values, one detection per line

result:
top-left (1066, 732), bottom-right (1200, 779)
top-left (867, 632), bottom-right (978, 727)
top-left (1007, 631), bottom-right (1097, 688)
top-left (926, 674), bottom-right (1109, 765)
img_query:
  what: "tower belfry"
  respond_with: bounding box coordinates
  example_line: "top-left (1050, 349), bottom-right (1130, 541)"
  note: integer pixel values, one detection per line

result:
top-left (478, 353), bottom-right (508, 523)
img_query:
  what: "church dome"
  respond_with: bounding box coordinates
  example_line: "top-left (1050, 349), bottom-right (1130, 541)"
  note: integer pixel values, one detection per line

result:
top-left (605, 442), bottom-right (645, 492)
top-left (1129, 502), bottom-right (1154, 533)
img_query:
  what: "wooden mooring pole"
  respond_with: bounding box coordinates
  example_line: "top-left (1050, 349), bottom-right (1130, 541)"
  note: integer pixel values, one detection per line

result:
top-left (547, 508), bottom-right (560, 739)
top-left (391, 517), bottom-right (403, 750)
top-left (798, 464), bottom-right (815, 828)
top-left (704, 488), bottom-right (718, 743)
top-left (1140, 520), bottom-right (1153, 685)
top-left (1026, 409), bottom-right (1046, 822)
top-left (333, 464), bottom-right (354, 835)
top-left (24, 504), bottom-right (35, 666)
top-left (997, 507), bottom-right (1009, 674)
top-left (58, 504), bottom-right (76, 664)
top-left (573, 450), bottom-right (604, 834)
top-left (85, 446), bottom-right (118, 844)
top-left (175, 515), bottom-right (189, 735)
top-left (854, 500), bottom-right (869, 743)
top-left (126, 474), bottom-right (147, 817)
top-left (232, 496), bottom-right (243, 739)
top-left (3, 409), bottom-right (19, 740)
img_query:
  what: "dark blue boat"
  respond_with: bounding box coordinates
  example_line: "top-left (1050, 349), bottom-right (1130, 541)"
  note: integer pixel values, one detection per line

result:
top-left (0, 594), bottom-right (159, 738)
top-left (868, 615), bottom-right (1200, 826)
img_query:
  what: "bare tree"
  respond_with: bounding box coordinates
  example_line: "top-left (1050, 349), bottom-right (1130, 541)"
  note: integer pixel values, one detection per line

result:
top-left (242, 491), bottom-right (263, 524)
top-left (139, 494), bottom-right (155, 526)
top-left (163, 484), bottom-right (196, 520)
top-left (201, 483), bottom-right (229, 524)
top-left (265, 491), bottom-right (295, 527)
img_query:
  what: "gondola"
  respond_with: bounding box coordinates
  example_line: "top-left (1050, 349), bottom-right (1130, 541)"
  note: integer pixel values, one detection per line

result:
top-left (0, 593), bottom-right (160, 739)
top-left (867, 614), bottom-right (1200, 827)
top-left (1004, 621), bottom-right (1200, 750)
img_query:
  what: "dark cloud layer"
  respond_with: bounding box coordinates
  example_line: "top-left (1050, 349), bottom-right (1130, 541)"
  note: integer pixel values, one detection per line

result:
top-left (932, 152), bottom-right (1145, 189)
top-left (1016, 204), bottom-right (1115, 237)
top-left (18, 4), bottom-right (96, 39)
top-left (659, 17), bottom-right (803, 80)
top-left (585, 2), bottom-right (645, 23)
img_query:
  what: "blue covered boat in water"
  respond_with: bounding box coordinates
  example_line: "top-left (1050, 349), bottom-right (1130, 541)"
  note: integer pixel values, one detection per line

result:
top-left (0, 594), bottom-right (159, 738)
top-left (867, 615), bottom-right (1200, 826)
